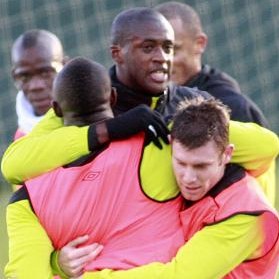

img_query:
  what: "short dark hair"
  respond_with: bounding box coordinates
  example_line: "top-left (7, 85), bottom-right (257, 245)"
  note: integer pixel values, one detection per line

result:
top-left (54, 57), bottom-right (111, 117)
top-left (155, 1), bottom-right (202, 37)
top-left (171, 96), bottom-right (230, 153)
top-left (111, 7), bottom-right (168, 46)
top-left (13, 29), bottom-right (62, 49)
top-left (11, 29), bottom-right (64, 65)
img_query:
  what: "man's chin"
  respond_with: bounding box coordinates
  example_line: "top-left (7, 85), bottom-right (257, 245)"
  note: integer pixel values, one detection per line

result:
top-left (34, 106), bottom-right (51, 116)
top-left (145, 82), bottom-right (169, 95)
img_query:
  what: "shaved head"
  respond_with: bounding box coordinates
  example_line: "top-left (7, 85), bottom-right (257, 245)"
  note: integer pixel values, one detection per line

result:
top-left (155, 2), bottom-right (203, 38)
top-left (53, 57), bottom-right (112, 123)
top-left (111, 7), bottom-right (173, 46)
top-left (12, 29), bottom-right (64, 63)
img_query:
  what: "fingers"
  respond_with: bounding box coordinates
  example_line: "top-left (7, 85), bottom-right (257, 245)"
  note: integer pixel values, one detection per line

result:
top-left (140, 109), bottom-right (169, 149)
top-left (59, 238), bottom-right (103, 278)
top-left (71, 242), bottom-right (102, 259)
top-left (153, 137), bottom-right (163, 150)
top-left (75, 243), bottom-right (104, 265)
top-left (67, 235), bottom-right (89, 248)
top-left (146, 130), bottom-right (163, 149)
top-left (90, 243), bottom-right (104, 258)
top-left (153, 122), bottom-right (169, 143)
top-left (149, 118), bottom-right (169, 145)
top-left (152, 111), bottom-right (170, 134)
top-left (67, 244), bottom-right (103, 269)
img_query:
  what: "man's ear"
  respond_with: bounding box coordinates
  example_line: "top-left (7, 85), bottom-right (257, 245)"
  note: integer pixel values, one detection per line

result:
top-left (223, 144), bottom-right (234, 164)
top-left (195, 32), bottom-right (208, 55)
top-left (62, 55), bottom-right (70, 65)
top-left (110, 87), bottom-right (117, 107)
top-left (11, 68), bottom-right (20, 90)
top-left (11, 68), bottom-right (16, 79)
top-left (52, 100), bottom-right (63, 118)
top-left (110, 44), bottom-right (123, 64)
top-left (168, 134), bottom-right (173, 144)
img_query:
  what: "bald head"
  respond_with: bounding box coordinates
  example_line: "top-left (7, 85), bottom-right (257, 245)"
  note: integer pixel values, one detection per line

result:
top-left (155, 2), bottom-right (203, 37)
top-left (53, 57), bottom-right (113, 125)
top-left (111, 7), bottom-right (173, 46)
top-left (154, 2), bottom-right (207, 85)
top-left (12, 29), bottom-right (64, 64)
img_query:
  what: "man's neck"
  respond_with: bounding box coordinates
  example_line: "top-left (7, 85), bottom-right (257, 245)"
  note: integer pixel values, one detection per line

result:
top-left (109, 65), bottom-right (166, 115)
top-left (63, 111), bottom-right (113, 127)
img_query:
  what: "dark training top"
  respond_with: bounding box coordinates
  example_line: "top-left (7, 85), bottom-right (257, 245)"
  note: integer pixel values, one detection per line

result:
top-left (109, 65), bottom-right (211, 123)
top-left (185, 64), bottom-right (269, 128)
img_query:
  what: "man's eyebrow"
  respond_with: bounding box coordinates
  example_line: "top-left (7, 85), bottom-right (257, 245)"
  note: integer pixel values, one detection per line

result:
top-left (141, 39), bottom-right (174, 44)
top-left (165, 40), bottom-right (174, 45)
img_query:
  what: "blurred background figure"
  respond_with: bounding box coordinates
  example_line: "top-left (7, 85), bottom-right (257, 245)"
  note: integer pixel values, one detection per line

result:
top-left (11, 29), bottom-right (67, 139)
top-left (155, 1), bottom-right (269, 126)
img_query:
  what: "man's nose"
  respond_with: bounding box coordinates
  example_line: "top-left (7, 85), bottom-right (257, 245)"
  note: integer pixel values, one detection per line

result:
top-left (153, 47), bottom-right (169, 63)
top-left (181, 168), bottom-right (197, 184)
top-left (27, 75), bottom-right (46, 90)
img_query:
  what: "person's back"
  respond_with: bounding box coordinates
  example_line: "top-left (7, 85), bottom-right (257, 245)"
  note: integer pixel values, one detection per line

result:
top-left (155, 1), bottom-right (276, 205)
top-left (11, 29), bottom-right (66, 139)
top-left (25, 134), bottom-right (183, 271)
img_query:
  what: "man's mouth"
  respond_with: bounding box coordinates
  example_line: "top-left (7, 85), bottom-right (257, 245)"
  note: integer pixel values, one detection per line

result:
top-left (185, 186), bottom-right (201, 194)
top-left (149, 70), bottom-right (168, 83)
top-left (33, 98), bottom-right (51, 107)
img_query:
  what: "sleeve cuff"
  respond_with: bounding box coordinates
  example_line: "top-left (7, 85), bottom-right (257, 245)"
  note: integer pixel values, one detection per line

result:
top-left (51, 250), bottom-right (69, 279)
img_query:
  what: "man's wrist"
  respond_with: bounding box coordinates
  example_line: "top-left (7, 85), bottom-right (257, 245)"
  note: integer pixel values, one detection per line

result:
top-left (88, 122), bottom-right (110, 151)
top-left (50, 250), bottom-right (69, 279)
top-left (95, 122), bottom-right (110, 144)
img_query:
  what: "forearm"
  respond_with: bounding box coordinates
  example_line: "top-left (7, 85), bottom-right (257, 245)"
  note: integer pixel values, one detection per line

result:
top-left (2, 106), bottom-right (169, 184)
top-left (1, 109), bottom-right (90, 184)
top-left (82, 215), bottom-right (261, 279)
top-left (229, 120), bottom-right (279, 176)
top-left (1, 125), bottom-right (89, 184)
top-left (5, 200), bottom-right (54, 279)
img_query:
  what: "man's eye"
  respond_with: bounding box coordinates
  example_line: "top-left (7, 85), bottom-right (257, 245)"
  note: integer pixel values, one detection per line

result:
top-left (195, 164), bottom-right (207, 170)
top-left (40, 68), bottom-right (56, 78)
top-left (142, 45), bottom-right (153, 53)
top-left (164, 44), bottom-right (174, 54)
top-left (15, 73), bottom-right (31, 83)
top-left (174, 45), bottom-right (180, 51)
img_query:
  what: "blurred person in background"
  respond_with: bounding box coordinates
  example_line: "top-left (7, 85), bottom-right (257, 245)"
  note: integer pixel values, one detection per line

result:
top-left (155, 1), bottom-right (276, 205)
top-left (11, 29), bottom-right (67, 139)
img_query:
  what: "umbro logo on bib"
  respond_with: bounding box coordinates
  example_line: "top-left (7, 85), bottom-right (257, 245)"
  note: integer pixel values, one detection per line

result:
top-left (82, 171), bottom-right (100, 181)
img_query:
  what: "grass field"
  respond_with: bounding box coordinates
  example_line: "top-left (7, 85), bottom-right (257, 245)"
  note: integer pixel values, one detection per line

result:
top-left (0, 159), bottom-right (279, 278)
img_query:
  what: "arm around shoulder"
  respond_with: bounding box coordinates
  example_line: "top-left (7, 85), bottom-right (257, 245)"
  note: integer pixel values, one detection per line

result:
top-left (81, 215), bottom-right (261, 279)
top-left (1, 109), bottom-right (90, 184)
top-left (229, 120), bottom-right (279, 176)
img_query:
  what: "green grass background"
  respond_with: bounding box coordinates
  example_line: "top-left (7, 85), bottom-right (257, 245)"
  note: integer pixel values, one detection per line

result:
top-left (0, 158), bottom-right (279, 278)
